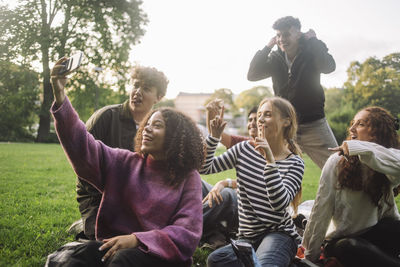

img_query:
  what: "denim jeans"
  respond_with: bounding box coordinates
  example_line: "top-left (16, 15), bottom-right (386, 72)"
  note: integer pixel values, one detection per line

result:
top-left (202, 180), bottom-right (238, 239)
top-left (207, 232), bottom-right (297, 267)
top-left (297, 117), bottom-right (338, 169)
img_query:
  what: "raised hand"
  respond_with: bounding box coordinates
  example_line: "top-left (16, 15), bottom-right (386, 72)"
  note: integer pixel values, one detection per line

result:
top-left (50, 57), bottom-right (69, 105)
top-left (210, 106), bottom-right (227, 139)
top-left (254, 126), bottom-right (275, 164)
top-left (99, 234), bottom-right (139, 262)
top-left (328, 142), bottom-right (349, 160)
top-left (267, 36), bottom-right (277, 49)
top-left (304, 29), bottom-right (316, 39)
top-left (206, 99), bottom-right (224, 132)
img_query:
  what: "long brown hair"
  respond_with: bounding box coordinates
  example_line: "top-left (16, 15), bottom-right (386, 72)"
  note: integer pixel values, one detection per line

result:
top-left (258, 97), bottom-right (303, 213)
top-left (338, 106), bottom-right (400, 206)
top-left (135, 108), bottom-right (205, 186)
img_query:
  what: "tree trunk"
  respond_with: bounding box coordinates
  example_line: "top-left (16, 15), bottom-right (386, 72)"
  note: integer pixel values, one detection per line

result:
top-left (36, 0), bottom-right (52, 142)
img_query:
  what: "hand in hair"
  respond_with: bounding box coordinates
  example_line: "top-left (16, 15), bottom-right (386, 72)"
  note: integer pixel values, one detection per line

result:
top-left (303, 29), bottom-right (316, 39)
top-left (267, 36), bottom-right (277, 49)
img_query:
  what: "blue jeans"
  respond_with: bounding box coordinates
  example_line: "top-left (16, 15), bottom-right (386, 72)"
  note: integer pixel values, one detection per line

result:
top-left (207, 232), bottom-right (297, 267)
top-left (202, 180), bottom-right (238, 239)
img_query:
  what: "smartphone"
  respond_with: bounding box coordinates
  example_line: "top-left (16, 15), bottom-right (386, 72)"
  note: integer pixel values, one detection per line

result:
top-left (59, 51), bottom-right (83, 75)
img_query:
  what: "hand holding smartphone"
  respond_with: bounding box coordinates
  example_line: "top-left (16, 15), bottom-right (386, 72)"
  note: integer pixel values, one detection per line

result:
top-left (58, 51), bottom-right (83, 75)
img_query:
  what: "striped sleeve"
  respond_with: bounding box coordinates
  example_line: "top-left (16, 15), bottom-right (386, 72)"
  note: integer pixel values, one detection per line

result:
top-left (263, 157), bottom-right (304, 211)
top-left (199, 135), bottom-right (239, 175)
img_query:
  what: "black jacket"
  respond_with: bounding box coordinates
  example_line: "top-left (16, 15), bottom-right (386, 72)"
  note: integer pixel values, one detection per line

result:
top-left (247, 37), bottom-right (335, 123)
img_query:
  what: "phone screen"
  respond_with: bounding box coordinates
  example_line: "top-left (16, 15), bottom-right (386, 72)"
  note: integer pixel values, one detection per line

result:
top-left (59, 51), bottom-right (83, 74)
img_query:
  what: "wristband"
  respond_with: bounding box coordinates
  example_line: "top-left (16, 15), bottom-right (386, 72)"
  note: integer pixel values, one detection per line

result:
top-left (226, 178), bottom-right (232, 188)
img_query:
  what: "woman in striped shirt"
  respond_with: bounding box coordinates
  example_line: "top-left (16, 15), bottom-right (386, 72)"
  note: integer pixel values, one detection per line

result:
top-left (201, 97), bottom-right (304, 267)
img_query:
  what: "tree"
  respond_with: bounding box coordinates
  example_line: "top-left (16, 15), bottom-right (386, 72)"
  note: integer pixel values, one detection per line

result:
top-left (344, 53), bottom-right (400, 116)
top-left (154, 98), bottom-right (175, 109)
top-left (234, 86), bottom-right (272, 111)
top-left (0, 61), bottom-right (40, 141)
top-left (0, 0), bottom-right (147, 142)
top-left (205, 88), bottom-right (236, 113)
top-left (324, 87), bottom-right (355, 144)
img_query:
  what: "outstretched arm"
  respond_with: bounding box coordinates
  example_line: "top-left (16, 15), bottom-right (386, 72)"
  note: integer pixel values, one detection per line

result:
top-left (50, 58), bottom-right (118, 191)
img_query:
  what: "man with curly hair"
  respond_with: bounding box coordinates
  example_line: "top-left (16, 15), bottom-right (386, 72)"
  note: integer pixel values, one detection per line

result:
top-left (71, 65), bottom-right (169, 240)
top-left (247, 16), bottom-right (338, 169)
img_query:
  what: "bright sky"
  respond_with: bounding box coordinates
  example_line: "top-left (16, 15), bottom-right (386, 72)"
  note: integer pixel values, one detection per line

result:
top-left (131, 0), bottom-right (400, 99)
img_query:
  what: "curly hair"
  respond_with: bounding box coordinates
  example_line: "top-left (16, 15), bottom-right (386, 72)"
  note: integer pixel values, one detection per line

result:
top-left (273, 16), bottom-right (301, 31)
top-left (338, 106), bottom-right (400, 206)
top-left (135, 108), bottom-right (205, 186)
top-left (131, 66), bottom-right (169, 98)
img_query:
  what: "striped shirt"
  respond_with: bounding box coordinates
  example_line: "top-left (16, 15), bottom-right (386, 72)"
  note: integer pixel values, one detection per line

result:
top-left (200, 136), bottom-right (304, 244)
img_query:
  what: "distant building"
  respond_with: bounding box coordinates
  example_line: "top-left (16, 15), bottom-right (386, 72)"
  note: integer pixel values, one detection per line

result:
top-left (174, 92), bottom-right (212, 124)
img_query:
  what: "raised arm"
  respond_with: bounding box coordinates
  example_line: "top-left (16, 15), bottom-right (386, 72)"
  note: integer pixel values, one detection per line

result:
top-left (50, 58), bottom-right (116, 191)
top-left (247, 36), bottom-right (277, 81)
top-left (305, 31), bottom-right (335, 74)
top-left (330, 140), bottom-right (400, 184)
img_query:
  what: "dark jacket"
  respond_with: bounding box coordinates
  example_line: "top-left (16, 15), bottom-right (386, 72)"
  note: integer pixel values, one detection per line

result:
top-left (85, 100), bottom-right (137, 151)
top-left (76, 100), bottom-right (137, 239)
top-left (247, 37), bottom-right (335, 123)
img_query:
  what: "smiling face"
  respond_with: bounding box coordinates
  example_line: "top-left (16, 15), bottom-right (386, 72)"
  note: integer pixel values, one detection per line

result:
top-left (257, 101), bottom-right (288, 140)
top-left (141, 111), bottom-right (166, 160)
top-left (276, 26), bottom-right (301, 54)
top-left (247, 112), bottom-right (257, 139)
top-left (129, 79), bottom-right (161, 115)
top-left (349, 110), bottom-right (373, 141)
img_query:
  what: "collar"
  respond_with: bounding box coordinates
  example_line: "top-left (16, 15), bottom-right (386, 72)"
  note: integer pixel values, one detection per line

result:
top-left (120, 100), bottom-right (136, 123)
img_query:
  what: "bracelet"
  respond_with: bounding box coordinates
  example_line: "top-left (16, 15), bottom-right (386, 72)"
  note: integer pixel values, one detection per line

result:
top-left (226, 178), bottom-right (232, 188)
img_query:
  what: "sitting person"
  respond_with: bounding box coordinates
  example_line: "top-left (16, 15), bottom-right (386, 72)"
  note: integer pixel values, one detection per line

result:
top-left (201, 97), bottom-right (304, 267)
top-left (302, 106), bottom-right (400, 267)
top-left (74, 65), bottom-right (168, 240)
top-left (201, 106), bottom-right (258, 249)
top-left (49, 57), bottom-right (204, 266)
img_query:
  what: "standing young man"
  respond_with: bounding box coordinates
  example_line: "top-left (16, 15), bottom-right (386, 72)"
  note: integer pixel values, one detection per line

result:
top-left (247, 16), bottom-right (337, 169)
top-left (75, 66), bottom-right (169, 240)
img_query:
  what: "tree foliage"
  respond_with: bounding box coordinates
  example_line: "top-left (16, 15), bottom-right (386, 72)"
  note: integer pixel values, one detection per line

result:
top-left (205, 88), bottom-right (236, 113)
top-left (234, 86), bottom-right (273, 111)
top-left (344, 53), bottom-right (400, 116)
top-left (0, 61), bottom-right (40, 141)
top-left (0, 0), bottom-right (147, 142)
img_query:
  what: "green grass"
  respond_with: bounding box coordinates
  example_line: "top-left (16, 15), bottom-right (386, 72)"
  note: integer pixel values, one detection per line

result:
top-left (0, 143), bottom-right (399, 266)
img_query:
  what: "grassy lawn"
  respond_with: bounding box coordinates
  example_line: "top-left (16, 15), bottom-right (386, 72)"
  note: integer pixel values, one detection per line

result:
top-left (1, 143), bottom-right (399, 266)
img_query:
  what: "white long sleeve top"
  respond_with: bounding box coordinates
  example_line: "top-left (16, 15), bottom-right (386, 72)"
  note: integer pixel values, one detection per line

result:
top-left (302, 140), bottom-right (400, 262)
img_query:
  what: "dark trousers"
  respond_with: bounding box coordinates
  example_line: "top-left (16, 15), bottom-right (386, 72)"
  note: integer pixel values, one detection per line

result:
top-left (61, 241), bottom-right (177, 267)
top-left (325, 218), bottom-right (400, 267)
top-left (201, 180), bottom-right (238, 240)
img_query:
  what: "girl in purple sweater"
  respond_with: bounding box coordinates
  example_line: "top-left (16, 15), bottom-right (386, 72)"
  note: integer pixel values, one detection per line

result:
top-left (49, 58), bottom-right (205, 267)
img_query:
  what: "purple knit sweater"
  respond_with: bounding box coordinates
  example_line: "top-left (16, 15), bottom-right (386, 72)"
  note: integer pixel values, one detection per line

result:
top-left (51, 97), bottom-right (202, 266)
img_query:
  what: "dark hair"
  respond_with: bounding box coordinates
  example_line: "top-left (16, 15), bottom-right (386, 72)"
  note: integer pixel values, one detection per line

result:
top-left (338, 106), bottom-right (400, 206)
top-left (135, 108), bottom-right (205, 186)
top-left (131, 66), bottom-right (169, 98)
top-left (247, 107), bottom-right (258, 117)
top-left (273, 16), bottom-right (301, 31)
